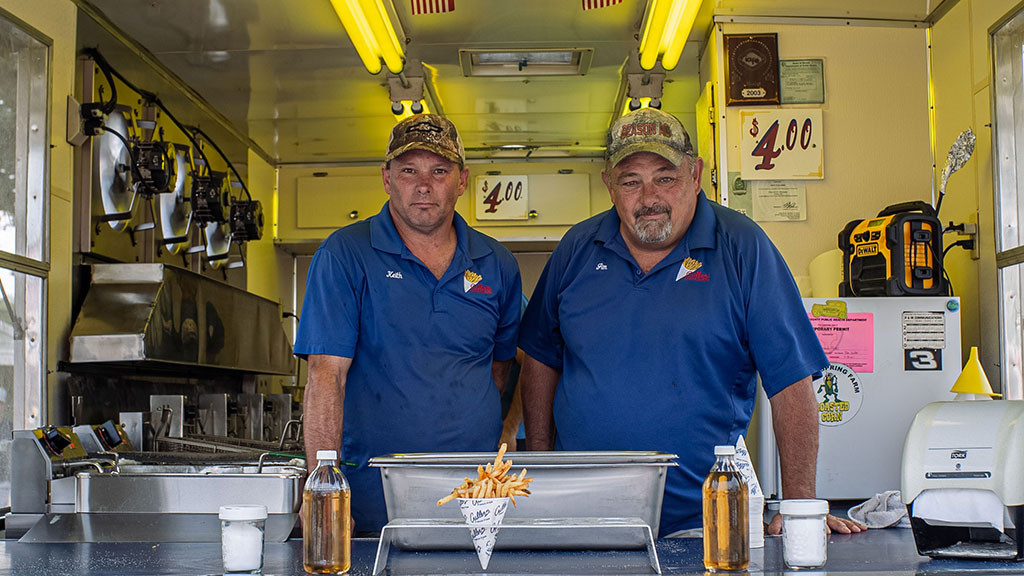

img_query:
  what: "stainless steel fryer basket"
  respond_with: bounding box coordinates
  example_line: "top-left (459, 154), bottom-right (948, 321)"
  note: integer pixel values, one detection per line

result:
top-left (369, 451), bottom-right (677, 550)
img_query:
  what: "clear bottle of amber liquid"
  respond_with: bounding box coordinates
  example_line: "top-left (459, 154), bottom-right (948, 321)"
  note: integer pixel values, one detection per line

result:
top-left (302, 450), bottom-right (351, 574)
top-left (702, 445), bottom-right (749, 572)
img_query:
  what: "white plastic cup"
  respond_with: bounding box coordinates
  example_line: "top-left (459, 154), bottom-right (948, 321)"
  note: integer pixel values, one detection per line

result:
top-left (220, 505), bottom-right (268, 574)
top-left (780, 499), bottom-right (828, 569)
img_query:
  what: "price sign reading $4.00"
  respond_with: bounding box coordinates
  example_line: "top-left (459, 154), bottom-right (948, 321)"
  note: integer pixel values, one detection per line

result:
top-left (739, 109), bottom-right (823, 180)
top-left (474, 175), bottom-right (529, 220)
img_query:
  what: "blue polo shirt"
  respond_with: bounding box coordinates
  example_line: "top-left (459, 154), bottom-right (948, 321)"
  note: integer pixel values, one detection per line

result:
top-left (294, 202), bottom-right (522, 531)
top-left (519, 192), bottom-right (827, 536)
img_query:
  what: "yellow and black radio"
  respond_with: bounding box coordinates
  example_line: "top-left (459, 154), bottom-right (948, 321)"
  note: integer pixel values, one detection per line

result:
top-left (838, 201), bottom-right (947, 297)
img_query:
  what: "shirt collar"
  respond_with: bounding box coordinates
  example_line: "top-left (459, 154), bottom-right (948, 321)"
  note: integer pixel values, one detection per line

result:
top-left (594, 191), bottom-right (717, 251)
top-left (369, 201), bottom-right (491, 260)
top-left (685, 191), bottom-right (717, 250)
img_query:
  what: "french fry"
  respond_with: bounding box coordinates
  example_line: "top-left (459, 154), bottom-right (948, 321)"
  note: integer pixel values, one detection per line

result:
top-left (436, 443), bottom-right (533, 507)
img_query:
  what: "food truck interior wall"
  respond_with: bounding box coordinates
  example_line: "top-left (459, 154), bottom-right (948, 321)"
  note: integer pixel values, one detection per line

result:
top-left (0, 0), bottom-right (1013, 445)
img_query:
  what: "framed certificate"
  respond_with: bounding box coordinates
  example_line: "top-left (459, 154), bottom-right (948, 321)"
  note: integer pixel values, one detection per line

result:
top-left (780, 59), bottom-right (825, 105)
top-left (725, 34), bottom-right (781, 106)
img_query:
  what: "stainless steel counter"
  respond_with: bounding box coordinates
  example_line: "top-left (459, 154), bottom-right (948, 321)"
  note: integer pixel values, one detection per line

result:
top-left (2, 529), bottom-right (1024, 575)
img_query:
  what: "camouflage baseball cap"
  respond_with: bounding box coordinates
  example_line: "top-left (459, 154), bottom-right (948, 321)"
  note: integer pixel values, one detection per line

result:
top-left (385, 114), bottom-right (465, 167)
top-left (606, 108), bottom-right (694, 169)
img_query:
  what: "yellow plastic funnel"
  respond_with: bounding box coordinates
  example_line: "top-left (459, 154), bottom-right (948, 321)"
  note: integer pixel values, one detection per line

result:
top-left (950, 347), bottom-right (1001, 398)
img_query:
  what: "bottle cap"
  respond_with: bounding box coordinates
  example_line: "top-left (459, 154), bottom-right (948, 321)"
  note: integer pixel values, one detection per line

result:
top-left (714, 445), bottom-right (736, 456)
top-left (219, 504), bottom-right (268, 521)
top-left (316, 450), bottom-right (338, 461)
top-left (779, 498), bottom-right (829, 516)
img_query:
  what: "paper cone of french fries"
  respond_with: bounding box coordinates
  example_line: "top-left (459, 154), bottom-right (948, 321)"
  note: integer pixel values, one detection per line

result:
top-left (459, 497), bottom-right (509, 570)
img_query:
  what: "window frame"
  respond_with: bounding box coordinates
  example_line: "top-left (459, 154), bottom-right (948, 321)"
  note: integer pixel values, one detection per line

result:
top-left (993, 6), bottom-right (1024, 400)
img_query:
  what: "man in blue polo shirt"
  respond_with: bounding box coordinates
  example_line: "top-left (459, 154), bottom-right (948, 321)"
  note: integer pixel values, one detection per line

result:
top-left (294, 114), bottom-right (522, 531)
top-left (518, 108), bottom-right (865, 537)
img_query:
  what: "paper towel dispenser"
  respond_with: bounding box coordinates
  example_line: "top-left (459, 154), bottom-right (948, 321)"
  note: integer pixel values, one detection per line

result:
top-left (902, 400), bottom-right (1024, 560)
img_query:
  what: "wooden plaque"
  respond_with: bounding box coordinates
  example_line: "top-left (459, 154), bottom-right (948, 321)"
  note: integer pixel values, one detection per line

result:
top-left (725, 34), bottom-right (781, 106)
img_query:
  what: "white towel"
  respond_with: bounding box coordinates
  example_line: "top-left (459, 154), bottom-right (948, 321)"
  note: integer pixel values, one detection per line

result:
top-left (848, 490), bottom-right (910, 528)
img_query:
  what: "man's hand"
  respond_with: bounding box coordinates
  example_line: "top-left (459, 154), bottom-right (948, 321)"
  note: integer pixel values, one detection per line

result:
top-left (767, 513), bottom-right (867, 535)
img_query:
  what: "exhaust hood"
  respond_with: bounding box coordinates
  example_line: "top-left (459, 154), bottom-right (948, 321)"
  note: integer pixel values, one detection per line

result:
top-left (69, 264), bottom-right (296, 375)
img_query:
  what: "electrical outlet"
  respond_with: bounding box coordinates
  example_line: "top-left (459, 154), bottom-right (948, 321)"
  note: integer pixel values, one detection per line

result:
top-left (967, 214), bottom-right (980, 260)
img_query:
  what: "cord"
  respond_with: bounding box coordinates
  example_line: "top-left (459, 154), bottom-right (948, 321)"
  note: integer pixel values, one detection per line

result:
top-left (80, 48), bottom-right (118, 116)
top-left (921, 238), bottom-right (952, 297)
top-left (188, 125), bottom-right (253, 201)
top-left (86, 47), bottom-right (213, 179)
top-left (943, 239), bottom-right (975, 258)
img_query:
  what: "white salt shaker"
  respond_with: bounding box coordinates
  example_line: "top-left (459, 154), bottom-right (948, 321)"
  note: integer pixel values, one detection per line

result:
top-left (780, 499), bottom-right (828, 569)
top-left (220, 504), bottom-right (268, 574)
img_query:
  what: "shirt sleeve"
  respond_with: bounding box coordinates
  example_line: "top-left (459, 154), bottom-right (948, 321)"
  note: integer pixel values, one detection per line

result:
top-left (492, 252), bottom-right (523, 362)
top-left (293, 243), bottom-right (362, 359)
top-left (740, 229), bottom-right (829, 397)
top-left (518, 244), bottom-right (569, 371)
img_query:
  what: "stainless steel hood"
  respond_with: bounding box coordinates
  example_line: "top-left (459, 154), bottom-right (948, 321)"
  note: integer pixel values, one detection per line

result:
top-left (69, 263), bottom-right (296, 375)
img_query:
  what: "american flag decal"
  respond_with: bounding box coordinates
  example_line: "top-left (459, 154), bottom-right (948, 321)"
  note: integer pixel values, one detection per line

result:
top-left (582, 0), bottom-right (623, 9)
top-left (411, 0), bottom-right (455, 14)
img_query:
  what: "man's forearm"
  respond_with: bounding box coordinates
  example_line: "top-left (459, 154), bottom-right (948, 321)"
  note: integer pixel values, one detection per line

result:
top-left (492, 359), bottom-right (513, 396)
top-left (520, 354), bottom-right (560, 451)
top-left (304, 355), bottom-right (351, 474)
top-left (770, 375), bottom-right (818, 499)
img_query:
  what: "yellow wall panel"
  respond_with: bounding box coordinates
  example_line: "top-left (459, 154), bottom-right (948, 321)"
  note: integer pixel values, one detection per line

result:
top-left (245, 149), bottom-right (281, 304)
top-left (720, 23), bottom-right (932, 290)
top-left (296, 174), bottom-right (388, 229)
top-left (931, 0), bottom-right (1020, 385)
top-left (932, 1), bottom-right (981, 363)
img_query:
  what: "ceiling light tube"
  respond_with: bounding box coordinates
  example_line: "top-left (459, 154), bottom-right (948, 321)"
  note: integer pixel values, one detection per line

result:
top-left (358, 0), bottom-right (405, 74)
top-left (330, 0), bottom-right (382, 74)
top-left (661, 0), bottom-right (702, 70)
top-left (639, 0), bottom-right (703, 71)
top-left (639, 0), bottom-right (672, 70)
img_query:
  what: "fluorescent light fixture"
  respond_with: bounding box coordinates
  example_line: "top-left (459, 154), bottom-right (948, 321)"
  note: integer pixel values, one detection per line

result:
top-left (392, 99), bottom-right (430, 121)
top-left (330, 0), bottom-right (405, 74)
top-left (639, 0), bottom-right (703, 71)
top-left (621, 96), bottom-right (652, 116)
top-left (459, 49), bottom-right (593, 77)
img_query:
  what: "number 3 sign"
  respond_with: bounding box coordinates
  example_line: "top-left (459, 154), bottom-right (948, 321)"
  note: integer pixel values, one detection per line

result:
top-left (739, 109), bottom-right (824, 180)
top-left (474, 175), bottom-right (529, 220)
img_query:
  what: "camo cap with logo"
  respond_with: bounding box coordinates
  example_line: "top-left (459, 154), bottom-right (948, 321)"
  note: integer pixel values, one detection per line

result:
top-left (385, 113), bottom-right (466, 167)
top-left (606, 108), bottom-right (694, 169)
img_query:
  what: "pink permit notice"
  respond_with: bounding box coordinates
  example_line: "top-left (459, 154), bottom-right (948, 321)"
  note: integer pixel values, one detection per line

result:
top-left (808, 313), bottom-right (874, 373)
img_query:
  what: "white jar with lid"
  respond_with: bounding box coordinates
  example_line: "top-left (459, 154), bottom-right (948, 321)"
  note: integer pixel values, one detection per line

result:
top-left (220, 504), bottom-right (268, 574)
top-left (780, 499), bottom-right (828, 569)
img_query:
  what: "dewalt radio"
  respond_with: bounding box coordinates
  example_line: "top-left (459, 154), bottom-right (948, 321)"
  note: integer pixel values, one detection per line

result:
top-left (838, 128), bottom-right (976, 297)
top-left (838, 201), bottom-right (947, 297)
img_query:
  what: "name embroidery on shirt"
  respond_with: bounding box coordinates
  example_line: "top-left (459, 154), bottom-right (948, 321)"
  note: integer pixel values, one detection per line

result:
top-left (463, 270), bottom-right (493, 294)
top-left (676, 257), bottom-right (709, 282)
top-left (386, 270), bottom-right (404, 279)
top-left (596, 262), bottom-right (608, 271)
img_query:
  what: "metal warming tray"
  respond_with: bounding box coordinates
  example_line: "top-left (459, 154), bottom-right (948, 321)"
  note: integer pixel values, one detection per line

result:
top-left (369, 451), bottom-right (677, 550)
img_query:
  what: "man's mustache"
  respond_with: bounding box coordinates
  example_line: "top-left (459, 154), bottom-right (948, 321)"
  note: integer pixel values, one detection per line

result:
top-left (634, 205), bottom-right (671, 219)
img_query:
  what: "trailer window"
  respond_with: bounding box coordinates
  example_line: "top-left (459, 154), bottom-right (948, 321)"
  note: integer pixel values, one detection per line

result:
top-left (0, 10), bottom-right (50, 511)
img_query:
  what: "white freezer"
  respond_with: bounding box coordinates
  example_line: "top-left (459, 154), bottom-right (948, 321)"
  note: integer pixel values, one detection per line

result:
top-left (757, 297), bottom-right (962, 500)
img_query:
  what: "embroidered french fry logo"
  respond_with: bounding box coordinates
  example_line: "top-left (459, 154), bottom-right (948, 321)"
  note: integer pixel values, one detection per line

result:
top-left (464, 270), bottom-right (483, 293)
top-left (676, 257), bottom-right (703, 281)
